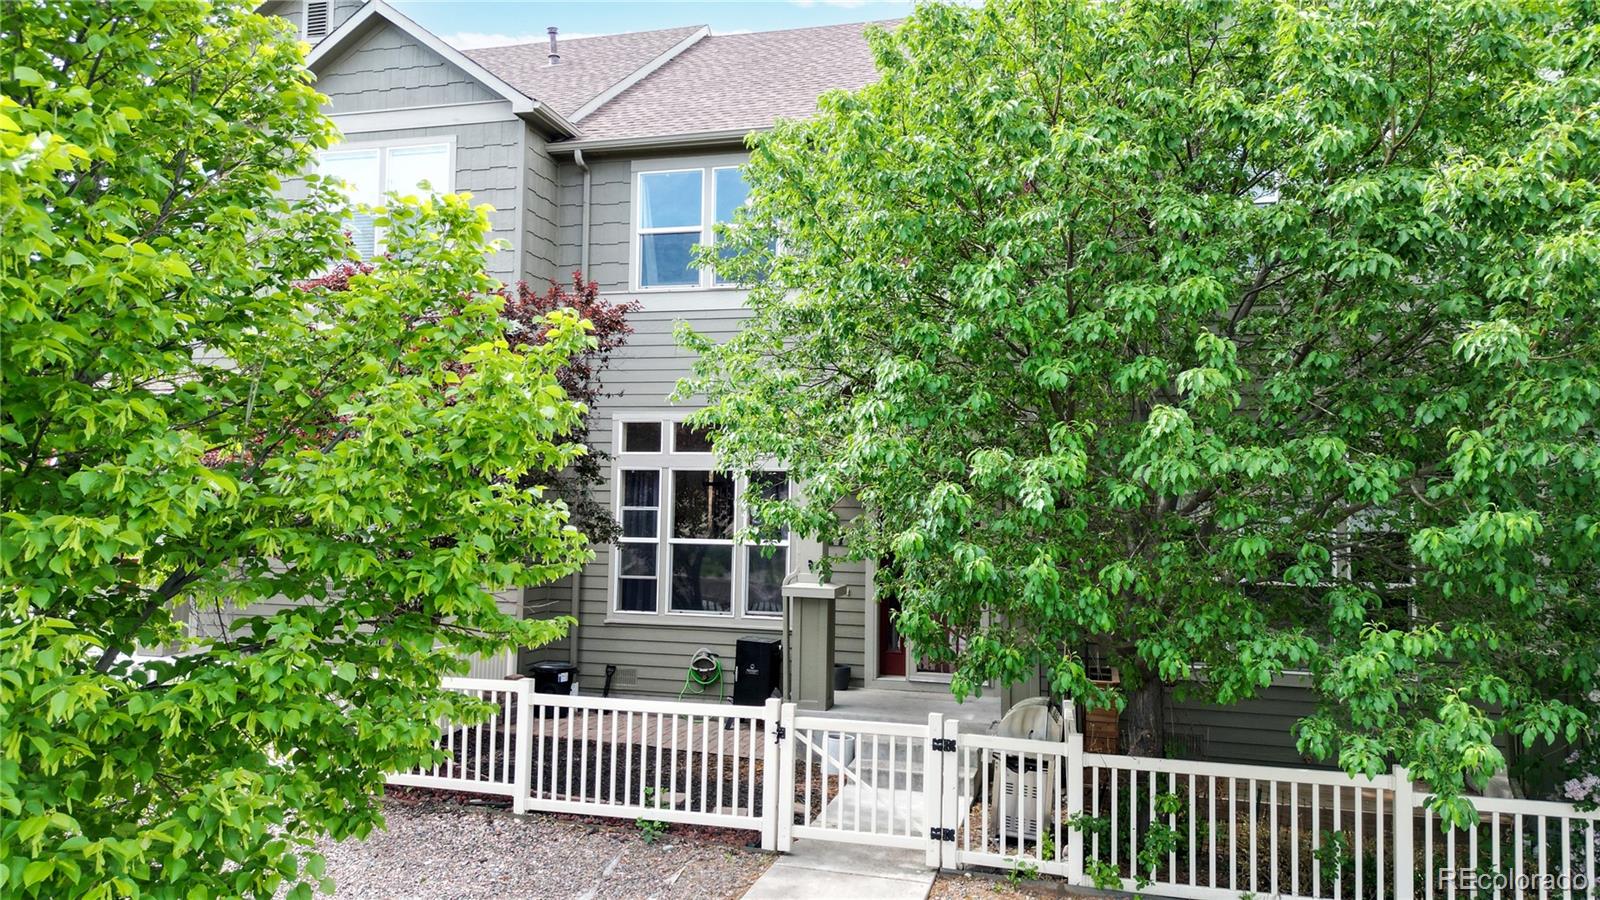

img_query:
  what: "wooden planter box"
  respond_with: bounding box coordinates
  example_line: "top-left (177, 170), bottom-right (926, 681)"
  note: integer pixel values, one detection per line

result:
top-left (1083, 671), bottom-right (1121, 754)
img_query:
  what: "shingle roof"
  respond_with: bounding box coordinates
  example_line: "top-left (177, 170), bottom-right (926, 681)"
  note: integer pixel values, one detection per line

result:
top-left (555, 20), bottom-right (890, 143)
top-left (464, 26), bottom-right (706, 120)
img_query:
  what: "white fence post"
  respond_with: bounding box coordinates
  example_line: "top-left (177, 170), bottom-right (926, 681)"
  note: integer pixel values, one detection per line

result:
top-left (939, 718), bottom-right (961, 870)
top-left (924, 712), bottom-right (946, 868)
top-left (761, 697), bottom-right (782, 851)
top-left (1066, 732), bottom-right (1084, 886)
top-left (777, 702), bottom-right (797, 852)
top-left (512, 679), bottom-right (532, 815)
top-left (1392, 765), bottom-right (1414, 900)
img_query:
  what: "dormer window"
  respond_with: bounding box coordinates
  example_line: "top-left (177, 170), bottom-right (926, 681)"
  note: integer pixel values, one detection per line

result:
top-left (303, 1), bottom-right (330, 41)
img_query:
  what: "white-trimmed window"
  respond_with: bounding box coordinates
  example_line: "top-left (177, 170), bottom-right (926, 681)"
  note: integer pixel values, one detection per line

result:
top-left (611, 416), bottom-right (790, 622)
top-left (316, 139), bottom-right (453, 257)
top-left (634, 164), bottom-right (754, 290)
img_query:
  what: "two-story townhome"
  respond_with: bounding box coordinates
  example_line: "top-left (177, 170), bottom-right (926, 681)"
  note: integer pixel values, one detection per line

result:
top-left (255, 0), bottom-right (1323, 766)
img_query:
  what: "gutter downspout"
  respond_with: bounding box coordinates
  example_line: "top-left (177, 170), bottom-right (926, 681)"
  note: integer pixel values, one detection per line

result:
top-left (568, 150), bottom-right (592, 672)
top-left (573, 148), bottom-right (592, 276)
top-left (568, 570), bottom-right (581, 668)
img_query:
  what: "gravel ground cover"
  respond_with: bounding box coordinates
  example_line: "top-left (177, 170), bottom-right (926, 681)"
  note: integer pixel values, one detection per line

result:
top-left (306, 791), bottom-right (773, 899)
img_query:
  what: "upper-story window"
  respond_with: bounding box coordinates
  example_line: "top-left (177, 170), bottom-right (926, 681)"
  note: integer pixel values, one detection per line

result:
top-left (613, 416), bottom-right (790, 623)
top-left (634, 164), bottom-right (753, 290)
top-left (316, 140), bottom-right (453, 257)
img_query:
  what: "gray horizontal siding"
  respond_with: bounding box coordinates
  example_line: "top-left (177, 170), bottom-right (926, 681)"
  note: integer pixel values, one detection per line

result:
top-left (316, 21), bottom-right (498, 113)
top-left (295, 14), bottom-right (532, 283)
top-left (524, 135), bottom-right (560, 286)
top-left (264, 0), bottom-right (361, 40)
top-left (331, 0), bottom-right (364, 33)
top-left (185, 590), bottom-right (520, 678)
top-left (1170, 684), bottom-right (1324, 768)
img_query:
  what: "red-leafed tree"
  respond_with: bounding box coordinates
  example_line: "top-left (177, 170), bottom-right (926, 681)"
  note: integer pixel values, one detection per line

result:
top-left (302, 264), bottom-right (639, 540)
top-left (501, 273), bottom-right (641, 542)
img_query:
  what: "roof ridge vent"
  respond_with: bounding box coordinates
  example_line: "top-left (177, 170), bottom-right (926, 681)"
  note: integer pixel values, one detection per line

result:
top-left (547, 26), bottom-right (559, 65)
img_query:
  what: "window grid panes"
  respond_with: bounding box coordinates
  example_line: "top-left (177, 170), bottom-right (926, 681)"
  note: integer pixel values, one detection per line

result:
top-left (614, 418), bottom-right (790, 622)
top-left (617, 469), bottom-right (660, 612)
top-left (638, 170), bottom-right (703, 287)
top-left (622, 421), bottom-right (662, 453)
top-left (712, 167), bottom-right (750, 286)
top-left (673, 421), bottom-right (714, 453)
top-left (745, 471), bottom-right (788, 617)
top-left (670, 470), bottom-right (735, 614)
top-left (317, 142), bottom-right (450, 259)
top-left (635, 165), bottom-right (758, 289)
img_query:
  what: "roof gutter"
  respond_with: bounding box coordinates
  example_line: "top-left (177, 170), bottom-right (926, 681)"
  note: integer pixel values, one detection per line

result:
top-left (573, 148), bottom-right (591, 276)
top-left (549, 127), bottom-right (763, 155)
top-left (518, 102), bottom-right (579, 140)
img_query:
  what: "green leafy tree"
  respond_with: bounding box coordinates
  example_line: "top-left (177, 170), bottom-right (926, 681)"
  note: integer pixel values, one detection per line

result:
top-left (682, 0), bottom-right (1599, 821)
top-left (1, 3), bottom-right (591, 896)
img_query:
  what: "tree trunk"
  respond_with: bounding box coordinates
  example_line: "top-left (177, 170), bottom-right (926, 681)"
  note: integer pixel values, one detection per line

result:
top-left (1123, 671), bottom-right (1167, 757)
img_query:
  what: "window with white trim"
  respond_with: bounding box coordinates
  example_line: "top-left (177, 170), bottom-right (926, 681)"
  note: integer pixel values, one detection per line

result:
top-left (1239, 520), bottom-right (1418, 680)
top-left (316, 140), bottom-right (452, 258)
top-left (612, 417), bottom-right (790, 621)
top-left (634, 165), bottom-right (755, 289)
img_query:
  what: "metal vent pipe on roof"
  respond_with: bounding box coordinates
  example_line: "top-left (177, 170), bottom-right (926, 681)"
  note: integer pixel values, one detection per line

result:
top-left (547, 26), bottom-right (559, 65)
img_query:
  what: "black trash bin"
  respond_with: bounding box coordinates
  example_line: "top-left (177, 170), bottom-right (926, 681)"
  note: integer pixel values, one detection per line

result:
top-left (733, 636), bottom-right (781, 705)
top-left (527, 661), bottom-right (578, 717)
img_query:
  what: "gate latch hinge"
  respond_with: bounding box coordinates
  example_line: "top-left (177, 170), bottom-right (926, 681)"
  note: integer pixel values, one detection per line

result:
top-left (929, 826), bottom-right (956, 841)
top-left (930, 737), bottom-right (956, 752)
top-left (773, 725), bottom-right (787, 740)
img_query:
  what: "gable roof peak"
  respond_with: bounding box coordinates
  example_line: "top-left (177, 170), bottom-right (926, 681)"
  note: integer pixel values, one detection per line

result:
top-left (304, 1), bottom-right (578, 136)
top-left (464, 25), bottom-right (709, 121)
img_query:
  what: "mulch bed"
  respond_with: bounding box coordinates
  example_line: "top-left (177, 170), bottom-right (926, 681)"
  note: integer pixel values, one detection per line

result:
top-left (385, 786), bottom-right (763, 849)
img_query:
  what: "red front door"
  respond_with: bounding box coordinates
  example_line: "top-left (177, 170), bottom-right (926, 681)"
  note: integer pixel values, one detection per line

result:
top-left (878, 588), bottom-right (906, 677)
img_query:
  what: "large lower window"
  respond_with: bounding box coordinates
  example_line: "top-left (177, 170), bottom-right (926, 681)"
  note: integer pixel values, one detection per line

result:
top-left (317, 140), bottom-right (452, 257)
top-left (671, 469), bottom-right (735, 612)
top-left (612, 417), bottom-right (789, 621)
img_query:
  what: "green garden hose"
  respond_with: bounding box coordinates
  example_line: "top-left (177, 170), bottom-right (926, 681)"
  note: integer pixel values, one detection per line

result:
top-left (678, 648), bottom-right (724, 702)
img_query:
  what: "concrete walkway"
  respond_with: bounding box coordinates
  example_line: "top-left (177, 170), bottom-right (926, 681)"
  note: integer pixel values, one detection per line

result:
top-left (740, 841), bottom-right (934, 900)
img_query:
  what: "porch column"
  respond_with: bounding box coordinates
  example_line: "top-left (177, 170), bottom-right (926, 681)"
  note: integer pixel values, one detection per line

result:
top-left (780, 554), bottom-right (844, 707)
top-left (782, 575), bottom-right (841, 711)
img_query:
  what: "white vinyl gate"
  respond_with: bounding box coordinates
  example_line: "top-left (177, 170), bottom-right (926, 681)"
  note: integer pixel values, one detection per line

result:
top-left (776, 707), bottom-right (956, 864)
top-left (392, 679), bottom-right (1600, 898)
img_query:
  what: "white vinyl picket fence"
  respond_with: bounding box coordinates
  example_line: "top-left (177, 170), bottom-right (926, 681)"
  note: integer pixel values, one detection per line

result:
top-left (392, 679), bottom-right (1600, 898)
top-left (1415, 793), bottom-right (1599, 899)
top-left (387, 678), bottom-right (779, 842)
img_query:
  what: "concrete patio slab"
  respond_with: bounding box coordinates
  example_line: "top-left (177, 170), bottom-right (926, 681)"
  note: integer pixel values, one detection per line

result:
top-left (821, 687), bottom-right (1003, 733)
top-left (741, 840), bottom-right (934, 900)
